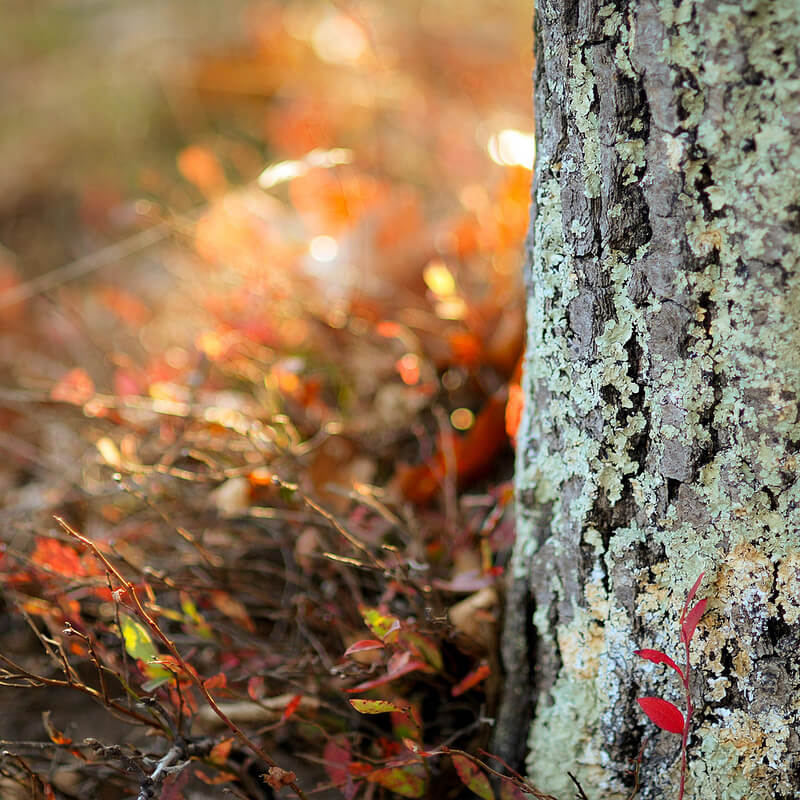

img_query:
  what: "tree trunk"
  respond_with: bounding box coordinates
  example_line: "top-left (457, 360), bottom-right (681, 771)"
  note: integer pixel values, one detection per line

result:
top-left (496, 1), bottom-right (800, 798)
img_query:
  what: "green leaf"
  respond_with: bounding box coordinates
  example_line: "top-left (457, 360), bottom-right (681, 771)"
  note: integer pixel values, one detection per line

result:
top-left (120, 614), bottom-right (172, 690)
top-left (350, 698), bottom-right (406, 714)
top-left (360, 605), bottom-right (400, 639)
top-left (398, 631), bottom-right (443, 671)
top-left (120, 615), bottom-right (158, 662)
top-left (180, 594), bottom-right (213, 639)
top-left (452, 754), bottom-right (494, 800)
top-left (367, 764), bottom-right (426, 798)
top-left (141, 668), bottom-right (172, 692)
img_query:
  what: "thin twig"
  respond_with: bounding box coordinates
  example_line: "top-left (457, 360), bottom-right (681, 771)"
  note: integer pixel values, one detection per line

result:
top-left (137, 744), bottom-right (187, 800)
top-left (0, 652), bottom-right (156, 728)
top-left (271, 476), bottom-right (387, 571)
top-left (443, 747), bottom-right (561, 800)
top-left (55, 516), bottom-right (310, 800)
top-left (0, 223), bottom-right (169, 310)
top-left (568, 771), bottom-right (590, 800)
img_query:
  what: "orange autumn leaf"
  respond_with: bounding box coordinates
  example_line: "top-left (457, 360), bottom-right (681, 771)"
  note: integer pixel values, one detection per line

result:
top-left (210, 590), bottom-right (255, 632)
top-left (43, 711), bottom-right (73, 746)
top-left (194, 767), bottom-right (239, 785)
top-left (203, 672), bottom-right (228, 691)
top-left (289, 167), bottom-right (386, 233)
top-left (263, 99), bottom-right (335, 156)
top-left (51, 368), bottom-right (95, 406)
top-left (31, 537), bottom-right (91, 578)
top-left (397, 392), bottom-right (509, 504)
top-left (451, 662), bottom-right (491, 697)
top-left (208, 737), bottom-right (234, 766)
top-left (505, 383), bottom-right (524, 443)
top-left (177, 145), bottom-right (227, 196)
top-left (448, 331), bottom-right (483, 367)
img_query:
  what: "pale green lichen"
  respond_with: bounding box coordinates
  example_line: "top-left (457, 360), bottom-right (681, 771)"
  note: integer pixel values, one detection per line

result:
top-left (526, 677), bottom-right (603, 797)
top-left (568, 49), bottom-right (602, 198)
top-left (691, 734), bottom-right (765, 800)
top-left (615, 138), bottom-right (646, 183)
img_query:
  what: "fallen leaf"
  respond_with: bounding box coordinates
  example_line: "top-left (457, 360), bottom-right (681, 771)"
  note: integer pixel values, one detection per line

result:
top-left (449, 587), bottom-right (499, 653)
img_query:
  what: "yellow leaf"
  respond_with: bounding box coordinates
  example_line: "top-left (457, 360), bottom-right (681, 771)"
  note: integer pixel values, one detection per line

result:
top-left (349, 698), bottom-right (406, 714)
top-left (120, 615), bottom-right (158, 662)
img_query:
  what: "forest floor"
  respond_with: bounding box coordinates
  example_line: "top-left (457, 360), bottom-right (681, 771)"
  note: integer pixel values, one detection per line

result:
top-left (0, 2), bottom-right (533, 798)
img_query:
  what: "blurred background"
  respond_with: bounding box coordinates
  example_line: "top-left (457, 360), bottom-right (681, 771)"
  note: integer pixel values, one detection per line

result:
top-left (0, 0), bottom-right (532, 277)
top-left (0, 2), bottom-right (534, 797)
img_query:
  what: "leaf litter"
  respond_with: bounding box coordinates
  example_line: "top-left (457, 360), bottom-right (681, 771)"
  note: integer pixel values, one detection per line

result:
top-left (0, 1), bottom-right (534, 797)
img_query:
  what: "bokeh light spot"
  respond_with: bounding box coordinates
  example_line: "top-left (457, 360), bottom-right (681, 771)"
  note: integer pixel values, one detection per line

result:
top-left (309, 235), bottom-right (339, 262)
top-left (450, 407), bottom-right (475, 431)
top-left (487, 129), bottom-right (536, 168)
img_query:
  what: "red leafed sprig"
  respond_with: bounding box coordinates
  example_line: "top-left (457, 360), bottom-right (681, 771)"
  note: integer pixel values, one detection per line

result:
top-left (635, 573), bottom-right (708, 800)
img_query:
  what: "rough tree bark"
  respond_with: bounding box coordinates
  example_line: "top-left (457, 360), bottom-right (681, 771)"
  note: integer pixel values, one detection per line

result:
top-left (495, 1), bottom-right (800, 798)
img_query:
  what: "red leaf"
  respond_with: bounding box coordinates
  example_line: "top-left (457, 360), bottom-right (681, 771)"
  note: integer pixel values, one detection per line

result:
top-left (681, 597), bottom-right (707, 645)
top-left (203, 672), bottom-right (227, 690)
top-left (31, 538), bottom-right (88, 578)
top-left (452, 754), bottom-right (494, 800)
top-left (282, 693), bottom-right (303, 721)
top-left (323, 737), bottom-right (351, 785)
top-left (247, 675), bottom-right (265, 701)
top-left (43, 711), bottom-right (72, 746)
top-left (451, 662), bottom-right (491, 697)
top-left (636, 697), bottom-right (684, 734)
top-left (498, 783), bottom-right (528, 800)
top-left (682, 573), bottom-right (705, 618)
top-left (161, 769), bottom-right (190, 800)
top-left (344, 639), bottom-right (385, 656)
top-left (634, 649), bottom-right (684, 680)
